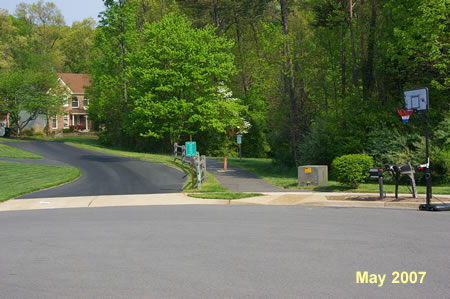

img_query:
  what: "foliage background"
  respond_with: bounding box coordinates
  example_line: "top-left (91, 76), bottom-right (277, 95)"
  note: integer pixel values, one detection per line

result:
top-left (1, 0), bottom-right (448, 183)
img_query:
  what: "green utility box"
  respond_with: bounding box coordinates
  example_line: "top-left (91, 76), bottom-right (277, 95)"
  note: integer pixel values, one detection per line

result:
top-left (298, 165), bottom-right (328, 186)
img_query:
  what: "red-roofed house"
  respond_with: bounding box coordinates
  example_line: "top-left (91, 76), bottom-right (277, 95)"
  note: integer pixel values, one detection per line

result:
top-left (49, 73), bottom-right (93, 133)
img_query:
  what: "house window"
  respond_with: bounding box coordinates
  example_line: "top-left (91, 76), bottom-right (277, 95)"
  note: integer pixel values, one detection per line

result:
top-left (52, 116), bottom-right (58, 129)
top-left (63, 95), bottom-right (69, 107)
top-left (72, 96), bottom-right (79, 108)
top-left (64, 115), bottom-right (69, 129)
top-left (83, 97), bottom-right (89, 107)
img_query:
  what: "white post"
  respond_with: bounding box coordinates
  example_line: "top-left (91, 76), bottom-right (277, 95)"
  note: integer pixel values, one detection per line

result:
top-left (72, 114), bottom-right (75, 127)
top-left (174, 143), bottom-right (178, 162)
top-left (196, 152), bottom-right (201, 189)
top-left (85, 115), bottom-right (88, 131)
top-left (201, 155), bottom-right (206, 183)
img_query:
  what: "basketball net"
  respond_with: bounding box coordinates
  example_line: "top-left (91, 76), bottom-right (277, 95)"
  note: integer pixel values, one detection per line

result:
top-left (397, 109), bottom-right (414, 123)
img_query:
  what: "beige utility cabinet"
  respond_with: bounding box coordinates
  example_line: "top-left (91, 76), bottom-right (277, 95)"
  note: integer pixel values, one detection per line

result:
top-left (298, 165), bottom-right (328, 186)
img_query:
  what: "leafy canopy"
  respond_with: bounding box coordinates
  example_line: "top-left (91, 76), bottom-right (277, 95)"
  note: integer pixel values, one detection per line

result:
top-left (126, 13), bottom-right (244, 144)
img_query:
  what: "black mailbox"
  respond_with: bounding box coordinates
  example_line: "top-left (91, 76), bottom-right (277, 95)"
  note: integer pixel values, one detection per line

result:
top-left (369, 168), bottom-right (383, 178)
top-left (399, 163), bottom-right (412, 173)
top-left (416, 163), bottom-right (427, 171)
top-left (385, 164), bottom-right (400, 172)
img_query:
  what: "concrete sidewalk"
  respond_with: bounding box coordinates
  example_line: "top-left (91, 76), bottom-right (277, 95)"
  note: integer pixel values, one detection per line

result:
top-left (1, 192), bottom-right (449, 212)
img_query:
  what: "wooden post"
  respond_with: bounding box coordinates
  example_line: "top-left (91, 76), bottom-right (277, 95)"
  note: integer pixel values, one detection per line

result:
top-left (202, 155), bottom-right (206, 183)
top-left (174, 142), bottom-right (177, 162)
top-left (196, 152), bottom-right (201, 189)
top-left (224, 156), bottom-right (227, 171)
top-left (181, 145), bottom-right (186, 165)
top-left (190, 135), bottom-right (194, 189)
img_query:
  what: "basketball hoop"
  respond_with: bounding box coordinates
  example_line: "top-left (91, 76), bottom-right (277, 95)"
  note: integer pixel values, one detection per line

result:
top-left (397, 109), bottom-right (414, 123)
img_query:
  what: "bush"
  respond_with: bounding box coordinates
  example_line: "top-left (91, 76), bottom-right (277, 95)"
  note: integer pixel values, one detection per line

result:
top-left (332, 154), bottom-right (373, 188)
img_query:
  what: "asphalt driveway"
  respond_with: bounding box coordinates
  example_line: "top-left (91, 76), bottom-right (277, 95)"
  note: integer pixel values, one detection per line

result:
top-left (2, 141), bottom-right (185, 198)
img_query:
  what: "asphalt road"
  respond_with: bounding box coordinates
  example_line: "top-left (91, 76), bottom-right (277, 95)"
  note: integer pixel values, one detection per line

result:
top-left (3, 141), bottom-right (185, 198)
top-left (0, 206), bottom-right (448, 298)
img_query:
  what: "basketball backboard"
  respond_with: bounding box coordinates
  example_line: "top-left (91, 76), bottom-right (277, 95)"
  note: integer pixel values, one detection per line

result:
top-left (404, 88), bottom-right (428, 111)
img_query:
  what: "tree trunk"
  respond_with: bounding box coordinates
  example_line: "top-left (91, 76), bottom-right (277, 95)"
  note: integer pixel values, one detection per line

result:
top-left (349, 0), bottom-right (358, 88)
top-left (362, 0), bottom-right (377, 100)
top-left (280, 0), bottom-right (298, 164)
top-left (212, 0), bottom-right (220, 31)
top-left (341, 27), bottom-right (346, 99)
top-left (119, 0), bottom-right (128, 113)
top-left (233, 4), bottom-right (248, 94)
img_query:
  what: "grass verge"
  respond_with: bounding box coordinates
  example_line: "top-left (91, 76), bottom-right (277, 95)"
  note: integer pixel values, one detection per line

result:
top-left (222, 157), bottom-right (450, 194)
top-left (0, 144), bottom-right (42, 159)
top-left (0, 161), bottom-right (81, 202)
top-left (187, 192), bottom-right (263, 200)
top-left (0, 137), bottom-right (27, 143)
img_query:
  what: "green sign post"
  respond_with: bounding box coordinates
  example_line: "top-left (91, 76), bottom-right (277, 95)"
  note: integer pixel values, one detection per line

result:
top-left (185, 142), bottom-right (197, 157)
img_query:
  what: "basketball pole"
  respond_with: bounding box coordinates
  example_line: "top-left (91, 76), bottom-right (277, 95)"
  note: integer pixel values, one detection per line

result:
top-left (418, 105), bottom-right (450, 211)
top-left (403, 88), bottom-right (449, 211)
top-left (424, 111), bottom-right (432, 207)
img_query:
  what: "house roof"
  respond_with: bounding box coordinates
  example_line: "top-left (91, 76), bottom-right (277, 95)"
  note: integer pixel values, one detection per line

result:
top-left (58, 73), bottom-right (91, 94)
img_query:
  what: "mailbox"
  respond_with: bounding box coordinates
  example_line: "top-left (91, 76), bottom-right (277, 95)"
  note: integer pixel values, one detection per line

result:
top-left (369, 168), bottom-right (383, 178)
top-left (416, 163), bottom-right (427, 171)
top-left (399, 163), bottom-right (412, 173)
top-left (385, 165), bottom-right (400, 172)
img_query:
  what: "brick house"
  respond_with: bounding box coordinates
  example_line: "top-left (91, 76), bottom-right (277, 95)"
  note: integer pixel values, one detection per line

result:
top-left (49, 73), bottom-right (93, 133)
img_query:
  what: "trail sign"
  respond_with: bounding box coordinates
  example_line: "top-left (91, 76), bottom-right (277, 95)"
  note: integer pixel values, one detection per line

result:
top-left (237, 134), bottom-right (242, 145)
top-left (185, 142), bottom-right (197, 157)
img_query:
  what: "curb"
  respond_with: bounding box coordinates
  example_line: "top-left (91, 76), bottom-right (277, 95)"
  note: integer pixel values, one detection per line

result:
top-left (1, 192), bottom-right (448, 212)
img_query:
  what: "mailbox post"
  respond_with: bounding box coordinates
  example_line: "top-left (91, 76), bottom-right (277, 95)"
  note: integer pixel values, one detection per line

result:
top-left (369, 168), bottom-right (384, 199)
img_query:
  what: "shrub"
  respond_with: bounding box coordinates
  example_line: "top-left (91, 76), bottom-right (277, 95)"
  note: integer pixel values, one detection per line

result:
top-left (332, 154), bottom-right (373, 188)
top-left (69, 125), bottom-right (86, 131)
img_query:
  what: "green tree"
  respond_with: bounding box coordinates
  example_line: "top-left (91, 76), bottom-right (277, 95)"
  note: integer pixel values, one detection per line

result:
top-left (59, 18), bottom-right (96, 73)
top-left (0, 69), bottom-right (63, 136)
top-left (126, 13), bottom-right (244, 153)
top-left (0, 10), bottom-right (27, 70)
top-left (15, 0), bottom-right (66, 70)
top-left (88, 0), bottom-right (138, 144)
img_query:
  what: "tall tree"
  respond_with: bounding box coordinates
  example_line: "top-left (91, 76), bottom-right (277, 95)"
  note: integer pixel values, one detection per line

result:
top-left (89, 0), bottom-right (138, 144)
top-left (0, 70), bottom-right (63, 136)
top-left (59, 18), bottom-right (96, 73)
top-left (15, 0), bottom-right (65, 69)
top-left (280, 0), bottom-right (300, 163)
top-left (349, 0), bottom-right (358, 88)
top-left (0, 10), bottom-right (26, 70)
top-left (127, 13), bottom-right (244, 152)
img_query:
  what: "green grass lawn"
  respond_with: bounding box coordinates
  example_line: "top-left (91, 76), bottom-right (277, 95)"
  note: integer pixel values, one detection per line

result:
top-left (0, 137), bottom-right (27, 143)
top-left (187, 192), bottom-right (263, 200)
top-left (0, 144), bottom-right (42, 159)
top-left (0, 161), bottom-right (81, 202)
top-left (222, 157), bottom-right (450, 195)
